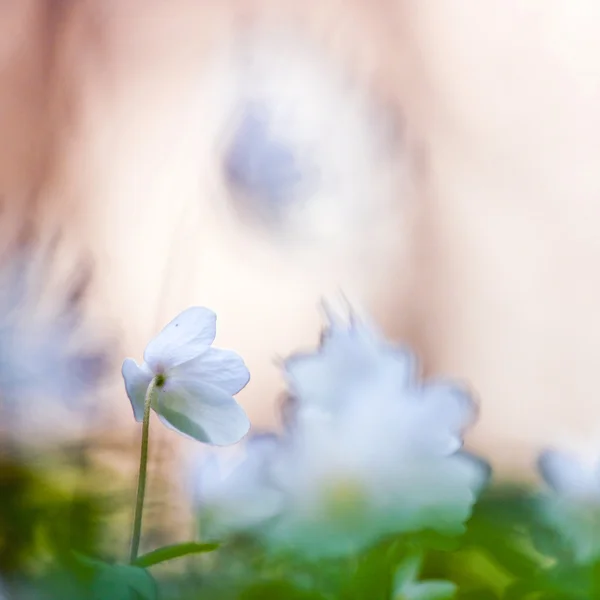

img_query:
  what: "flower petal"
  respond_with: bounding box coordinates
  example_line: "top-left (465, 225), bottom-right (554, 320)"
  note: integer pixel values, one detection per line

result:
top-left (193, 434), bottom-right (284, 537)
top-left (407, 381), bottom-right (477, 455)
top-left (154, 378), bottom-right (250, 445)
top-left (121, 358), bottom-right (153, 422)
top-left (284, 316), bottom-right (415, 412)
top-left (224, 102), bottom-right (304, 214)
top-left (143, 307), bottom-right (216, 371)
top-left (538, 449), bottom-right (597, 497)
top-left (172, 348), bottom-right (250, 395)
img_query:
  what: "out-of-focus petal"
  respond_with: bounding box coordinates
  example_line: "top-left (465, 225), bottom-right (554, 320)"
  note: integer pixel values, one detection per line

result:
top-left (224, 103), bottom-right (304, 216)
top-left (537, 448), bottom-right (600, 563)
top-left (143, 307), bottom-right (216, 371)
top-left (173, 348), bottom-right (250, 395)
top-left (155, 379), bottom-right (250, 445)
top-left (194, 434), bottom-right (285, 538)
top-left (121, 358), bottom-right (154, 422)
top-left (538, 449), bottom-right (598, 498)
top-left (407, 382), bottom-right (477, 455)
top-left (284, 316), bottom-right (415, 411)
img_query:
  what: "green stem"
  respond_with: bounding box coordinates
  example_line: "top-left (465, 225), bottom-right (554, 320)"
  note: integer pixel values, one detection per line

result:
top-left (129, 378), bottom-right (158, 563)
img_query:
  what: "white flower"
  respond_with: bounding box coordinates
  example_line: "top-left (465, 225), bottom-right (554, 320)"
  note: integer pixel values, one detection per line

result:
top-left (268, 391), bottom-right (485, 556)
top-left (538, 448), bottom-right (600, 562)
top-left (0, 251), bottom-right (108, 447)
top-left (189, 434), bottom-right (284, 539)
top-left (269, 307), bottom-right (487, 556)
top-left (122, 307), bottom-right (250, 445)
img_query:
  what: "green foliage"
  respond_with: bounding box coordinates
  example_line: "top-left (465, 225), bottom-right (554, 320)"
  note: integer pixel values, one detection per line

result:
top-left (1, 452), bottom-right (599, 600)
top-left (71, 555), bottom-right (158, 600)
top-left (133, 542), bottom-right (220, 569)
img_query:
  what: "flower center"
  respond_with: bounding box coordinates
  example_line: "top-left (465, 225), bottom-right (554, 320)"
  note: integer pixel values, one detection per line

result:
top-left (322, 477), bottom-right (367, 520)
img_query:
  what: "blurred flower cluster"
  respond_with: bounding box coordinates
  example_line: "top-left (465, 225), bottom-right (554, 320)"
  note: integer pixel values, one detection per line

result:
top-left (538, 448), bottom-right (600, 564)
top-left (192, 305), bottom-right (488, 558)
top-left (0, 246), bottom-right (109, 450)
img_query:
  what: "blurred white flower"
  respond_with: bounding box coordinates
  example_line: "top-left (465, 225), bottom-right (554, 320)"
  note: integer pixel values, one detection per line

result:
top-left (0, 250), bottom-right (108, 446)
top-left (122, 307), bottom-right (250, 446)
top-left (394, 554), bottom-right (457, 600)
top-left (538, 449), bottom-right (600, 562)
top-left (272, 308), bottom-right (486, 556)
top-left (189, 434), bottom-right (284, 539)
top-left (268, 383), bottom-right (485, 556)
top-left (0, 312), bottom-right (103, 407)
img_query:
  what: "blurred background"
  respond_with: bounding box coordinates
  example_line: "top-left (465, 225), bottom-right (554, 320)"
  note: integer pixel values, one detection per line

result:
top-left (1, 0), bottom-right (600, 558)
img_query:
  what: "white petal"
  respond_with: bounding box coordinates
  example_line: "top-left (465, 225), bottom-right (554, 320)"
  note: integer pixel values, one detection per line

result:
top-left (154, 378), bottom-right (250, 445)
top-left (172, 348), bottom-right (250, 395)
top-left (284, 318), bottom-right (415, 411)
top-left (121, 358), bottom-right (154, 422)
top-left (143, 307), bottom-right (216, 371)
top-left (408, 382), bottom-right (476, 454)
top-left (538, 449), bottom-right (598, 497)
top-left (191, 452), bottom-right (224, 506)
top-left (420, 381), bottom-right (476, 430)
top-left (199, 434), bottom-right (284, 535)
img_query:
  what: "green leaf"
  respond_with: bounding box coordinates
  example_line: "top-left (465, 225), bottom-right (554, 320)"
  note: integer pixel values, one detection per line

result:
top-left (400, 581), bottom-right (457, 600)
top-left (132, 541), bottom-right (219, 568)
top-left (91, 564), bottom-right (157, 600)
top-left (70, 554), bottom-right (157, 600)
top-left (395, 553), bottom-right (457, 600)
top-left (340, 538), bottom-right (409, 600)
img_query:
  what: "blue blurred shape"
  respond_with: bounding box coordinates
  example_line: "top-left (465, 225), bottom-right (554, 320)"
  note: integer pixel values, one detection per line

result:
top-left (223, 103), bottom-right (305, 220)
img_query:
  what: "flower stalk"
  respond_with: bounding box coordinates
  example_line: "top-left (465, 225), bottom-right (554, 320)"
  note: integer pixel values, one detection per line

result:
top-left (129, 377), bottom-right (158, 563)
